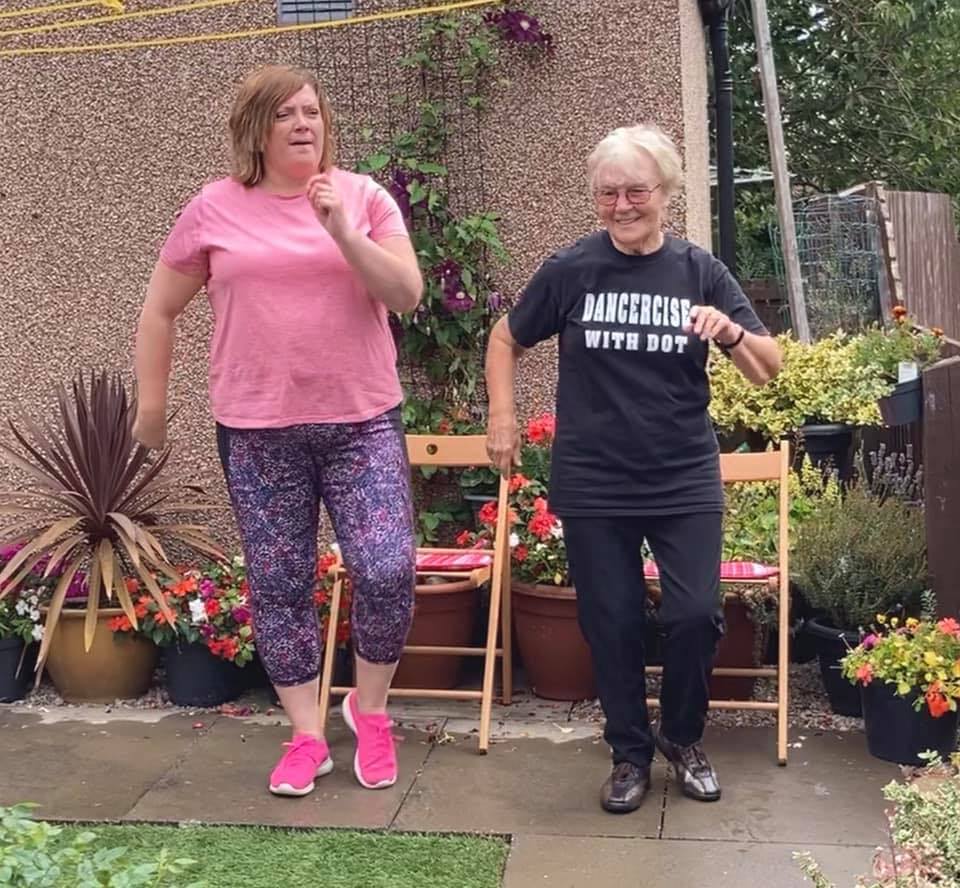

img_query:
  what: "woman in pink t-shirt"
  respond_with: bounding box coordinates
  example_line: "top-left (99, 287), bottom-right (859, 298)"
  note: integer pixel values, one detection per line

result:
top-left (134, 65), bottom-right (423, 797)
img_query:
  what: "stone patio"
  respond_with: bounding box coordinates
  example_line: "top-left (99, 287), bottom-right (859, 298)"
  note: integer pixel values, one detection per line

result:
top-left (0, 696), bottom-right (899, 887)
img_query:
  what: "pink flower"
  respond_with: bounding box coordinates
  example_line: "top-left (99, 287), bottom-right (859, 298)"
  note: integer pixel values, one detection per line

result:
top-left (862, 633), bottom-right (878, 650)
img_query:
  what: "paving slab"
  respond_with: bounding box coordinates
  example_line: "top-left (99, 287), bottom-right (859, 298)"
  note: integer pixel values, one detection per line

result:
top-left (124, 716), bottom-right (432, 829)
top-left (502, 835), bottom-right (874, 888)
top-left (394, 735), bottom-right (666, 837)
top-left (660, 727), bottom-right (897, 846)
top-left (0, 709), bottom-right (201, 820)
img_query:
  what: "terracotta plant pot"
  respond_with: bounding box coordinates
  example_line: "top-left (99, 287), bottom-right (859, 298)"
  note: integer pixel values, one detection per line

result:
top-left (392, 577), bottom-right (478, 690)
top-left (710, 597), bottom-right (768, 699)
top-left (43, 607), bottom-right (158, 703)
top-left (512, 582), bottom-right (596, 701)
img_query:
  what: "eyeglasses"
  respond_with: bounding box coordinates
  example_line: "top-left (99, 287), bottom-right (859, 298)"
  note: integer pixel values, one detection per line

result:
top-left (594, 184), bottom-right (662, 206)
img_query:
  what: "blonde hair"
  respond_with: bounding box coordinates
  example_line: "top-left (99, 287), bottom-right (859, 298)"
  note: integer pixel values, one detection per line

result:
top-left (228, 65), bottom-right (336, 187)
top-left (586, 123), bottom-right (684, 196)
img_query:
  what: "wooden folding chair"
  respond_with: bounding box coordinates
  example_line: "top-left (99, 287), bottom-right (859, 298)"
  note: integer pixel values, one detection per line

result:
top-left (317, 434), bottom-right (513, 753)
top-left (644, 441), bottom-right (792, 764)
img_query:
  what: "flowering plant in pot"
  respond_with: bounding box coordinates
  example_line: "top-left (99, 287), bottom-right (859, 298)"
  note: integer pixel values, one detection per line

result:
top-left (0, 579), bottom-right (44, 703)
top-left (841, 612), bottom-right (960, 765)
top-left (853, 305), bottom-right (944, 425)
top-left (457, 414), bottom-right (596, 701)
top-left (110, 558), bottom-right (252, 706)
top-left (794, 448), bottom-right (928, 716)
top-left (0, 371), bottom-right (221, 702)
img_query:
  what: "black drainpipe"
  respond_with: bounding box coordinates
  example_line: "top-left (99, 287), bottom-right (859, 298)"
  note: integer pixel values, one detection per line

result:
top-left (699, 0), bottom-right (736, 277)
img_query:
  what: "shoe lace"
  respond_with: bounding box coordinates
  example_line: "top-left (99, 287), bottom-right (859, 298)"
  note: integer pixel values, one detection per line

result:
top-left (612, 762), bottom-right (641, 782)
top-left (366, 719), bottom-right (397, 767)
top-left (281, 735), bottom-right (321, 767)
top-left (679, 743), bottom-right (711, 777)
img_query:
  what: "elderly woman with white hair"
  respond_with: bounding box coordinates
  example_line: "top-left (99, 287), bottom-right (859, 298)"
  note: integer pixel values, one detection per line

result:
top-left (485, 123), bottom-right (781, 814)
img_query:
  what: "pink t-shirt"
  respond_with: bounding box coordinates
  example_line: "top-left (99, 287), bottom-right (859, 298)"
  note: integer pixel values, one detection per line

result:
top-left (159, 169), bottom-right (409, 427)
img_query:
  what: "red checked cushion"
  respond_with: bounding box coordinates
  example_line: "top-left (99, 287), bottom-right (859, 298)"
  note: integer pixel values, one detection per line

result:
top-left (416, 551), bottom-right (493, 571)
top-left (643, 560), bottom-right (779, 580)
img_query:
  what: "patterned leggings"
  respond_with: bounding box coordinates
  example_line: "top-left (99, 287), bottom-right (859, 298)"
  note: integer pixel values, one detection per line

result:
top-left (216, 408), bottom-right (416, 687)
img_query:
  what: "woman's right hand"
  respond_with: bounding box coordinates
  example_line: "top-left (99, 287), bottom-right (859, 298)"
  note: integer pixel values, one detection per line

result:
top-left (486, 411), bottom-right (522, 479)
top-left (132, 408), bottom-right (167, 450)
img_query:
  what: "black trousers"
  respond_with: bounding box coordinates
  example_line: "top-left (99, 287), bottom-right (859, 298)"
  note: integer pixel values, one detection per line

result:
top-left (562, 512), bottom-right (724, 768)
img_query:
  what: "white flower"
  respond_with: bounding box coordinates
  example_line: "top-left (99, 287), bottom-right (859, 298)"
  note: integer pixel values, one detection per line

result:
top-left (232, 554), bottom-right (245, 569)
top-left (509, 533), bottom-right (520, 548)
top-left (550, 521), bottom-right (564, 540)
top-left (31, 624), bottom-right (43, 642)
top-left (14, 600), bottom-right (28, 616)
top-left (188, 599), bottom-right (208, 625)
top-left (29, 609), bottom-right (40, 622)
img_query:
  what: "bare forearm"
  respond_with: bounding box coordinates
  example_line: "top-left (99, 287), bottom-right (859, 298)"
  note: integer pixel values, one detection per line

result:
top-left (335, 231), bottom-right (422, 314)
top-left (486, 318), bottom-right (523, 419)
top-left (727, 330), bottom-right (782, 385)
top-left (135, 308), bottom-right (175, 415)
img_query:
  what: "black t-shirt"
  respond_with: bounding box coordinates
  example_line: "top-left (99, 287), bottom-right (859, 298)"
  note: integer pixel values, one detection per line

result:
top-left (508, 232), bottom-right (768, 517)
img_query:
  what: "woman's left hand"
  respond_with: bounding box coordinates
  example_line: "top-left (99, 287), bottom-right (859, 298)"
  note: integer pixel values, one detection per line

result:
top-left (307, 173), bottom-right (350, 242)
top-left (684, 305), bottom-right (742, 347)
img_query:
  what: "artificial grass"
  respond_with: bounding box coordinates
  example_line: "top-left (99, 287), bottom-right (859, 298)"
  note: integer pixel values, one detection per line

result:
top-left (58, 823), bottom-right (509, 888)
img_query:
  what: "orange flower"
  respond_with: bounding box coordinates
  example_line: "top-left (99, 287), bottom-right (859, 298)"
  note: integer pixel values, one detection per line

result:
top-left (528, 511), bottom-right (557, 540)
top-left (171, 577), bottom-right (198, 598)
top-left (109, 615), bottom-right (132, 633)
top-left (532, 497), bottom-right (548, 514)
top-left (938, 617), bottom-right (960, 638)
top-left (512, 544), bottom-right (528, 563)
top-left (932, 326), bottom-right (944, 337)
top-left (125, 577), bottom-right (140, 595)
top-left (436, 418), bottom-right (452, 435)
top-left (855, 663), bottom-right (874, 685)
top-left (526, 414), bottom-right (556, 444)
top-left (892, 304), bottom-right (908, 320)
top-left (509, 473), bottom-right (531, 493)
top-left (478, 500), bottom-right (498, 526)
top-left (926, 685), bottom-right (951, 718)
top-left (455, 530), bottom-right (473, 547)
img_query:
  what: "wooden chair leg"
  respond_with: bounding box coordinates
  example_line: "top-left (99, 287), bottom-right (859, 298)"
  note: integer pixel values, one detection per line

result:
top-left (776, 580), bottom-right (790, 765)
top-left (318, 576), bottom-right (343, 736)
top-left (500, 567), bottom-right (513, 705)
top-left (479, 573), bottom-right (504, 754)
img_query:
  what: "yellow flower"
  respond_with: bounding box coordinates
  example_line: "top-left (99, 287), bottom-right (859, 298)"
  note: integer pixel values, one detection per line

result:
top-left (924, 650), bottom-right (940, 667)
top-left (891, 617), bottom-right (900, 628)
top-left (907, 618), bottom-right (919, 629)
top-left (877, 614), bottom-right (887, 624)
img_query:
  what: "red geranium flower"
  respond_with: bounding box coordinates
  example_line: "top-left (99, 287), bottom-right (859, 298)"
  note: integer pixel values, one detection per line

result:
top-left (926, 682), bottom-right (952, 718)
top-left (478, 500), bottom-right (498, 526)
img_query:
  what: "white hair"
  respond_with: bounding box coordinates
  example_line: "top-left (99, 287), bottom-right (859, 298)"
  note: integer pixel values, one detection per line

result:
top-left (586, 123), bottom-right (684, 196)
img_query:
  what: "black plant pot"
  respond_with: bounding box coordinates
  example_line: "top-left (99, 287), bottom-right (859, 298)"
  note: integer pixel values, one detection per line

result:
top-left (878, 378), bottom-right (922, 426)
top-left (0, 638), bottom-right (37, 703)
top-left (799, 423), bottom-right (854, 481)
top-left (862, 680), bottom-right (959, 765)
top-left (164, 642), bottom-right (246, 707)
top-left (804, 617), bottom-right (862, 716)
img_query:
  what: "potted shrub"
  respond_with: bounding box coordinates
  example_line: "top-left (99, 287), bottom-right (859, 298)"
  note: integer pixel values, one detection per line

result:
top-left (0, 371), bottom-right (221, 702)
top-left (853, 305), bottom-right (944, 426)
top-left (459, 414), bottom-right (597, 702)
top-left (841, 613), bottom-right (960, 765)
top-left (0, 580), bottom-right (43, 703)
top-left (721, 457), bottom-right (842, 681)
top-left (794, 450), bottom-right (928, 716)
top-left (710, 332), bottom-right (889, 478)
top-left (111, 557), bottom-right (254, 707)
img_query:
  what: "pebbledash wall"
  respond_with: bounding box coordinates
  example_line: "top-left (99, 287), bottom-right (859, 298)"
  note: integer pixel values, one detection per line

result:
top-left (0, 0), bottom-right (710, 546)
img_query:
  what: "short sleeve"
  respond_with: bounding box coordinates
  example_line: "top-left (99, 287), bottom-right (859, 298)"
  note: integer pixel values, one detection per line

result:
top-left (708, 261), bottom-right (768, 336)
top-left (507, 257), bottom-right (565, 348)
top-left (367, 183), bottom-right (409, 242)
top-left (158, 193), bottom-right (209, 280)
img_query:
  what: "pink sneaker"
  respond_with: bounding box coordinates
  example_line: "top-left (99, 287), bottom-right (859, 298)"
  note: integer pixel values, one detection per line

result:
top-left (342, 690), bottom-right (398, 789)
top-left (268, 733), bottom-right (334, 797)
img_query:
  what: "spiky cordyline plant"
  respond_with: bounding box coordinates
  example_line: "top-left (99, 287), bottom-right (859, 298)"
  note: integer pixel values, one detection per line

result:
top-left (0, 371), bottom-right (222, 671)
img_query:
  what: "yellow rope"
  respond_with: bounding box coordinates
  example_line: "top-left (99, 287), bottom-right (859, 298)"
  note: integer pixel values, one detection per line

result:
top-left (0, 0), bottom-right (500, 57)
top-left (0, 0), bottom-right (122, 20)
top-left (0, 0), bottom-right (247, 38)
